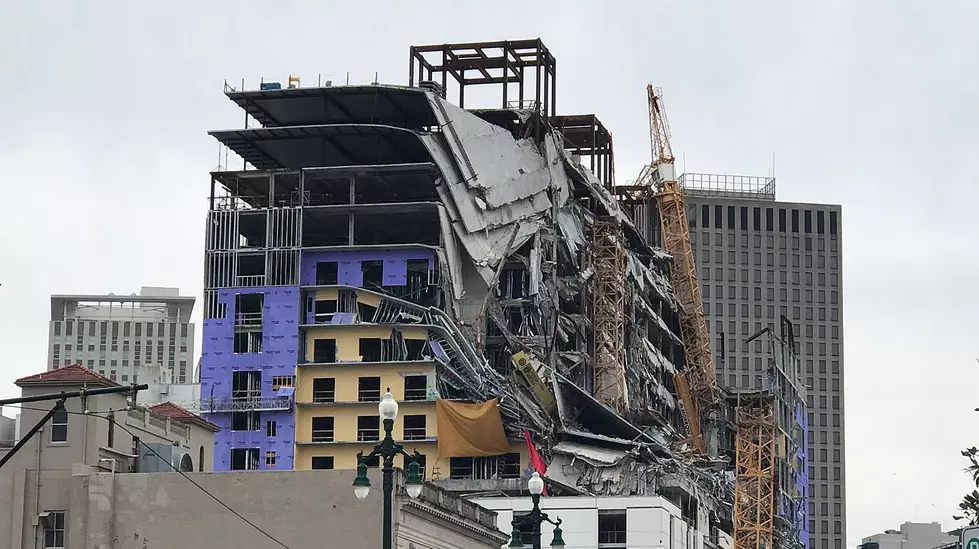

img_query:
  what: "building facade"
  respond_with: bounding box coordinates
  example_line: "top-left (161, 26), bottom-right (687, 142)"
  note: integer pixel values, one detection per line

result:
top-left (48, 287), bottom-right (196, 384)
top-left (860, 522), bottom-right (957, 549)
top-left (682, 174), bottom-right (845, 549)
top-left (473, 494), bottom-right (734, 549)
top-left (47, 469), bottom-right (507, 549)
top-left (0, 366), bottom-right (217, 548)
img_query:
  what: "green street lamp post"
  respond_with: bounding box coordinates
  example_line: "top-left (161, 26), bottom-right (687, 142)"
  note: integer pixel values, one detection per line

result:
top-left (508, 471), bottom-right (565, 549)
top-left (351, 389), bottom-right (423, 549)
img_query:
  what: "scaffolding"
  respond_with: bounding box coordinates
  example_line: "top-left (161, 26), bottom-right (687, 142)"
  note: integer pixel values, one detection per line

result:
top-left (734, 393), bottom-right (777, 549)
top-left (590, 218), bottom-right (627, 411)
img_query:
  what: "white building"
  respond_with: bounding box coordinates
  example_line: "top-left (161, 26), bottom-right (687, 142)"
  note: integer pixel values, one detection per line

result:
top-left (860, 522), bottom-right (957, 549)
top-left (472, 495), bottom-right (734, 549)
top-left (48, 287), bottom-right (196, 384)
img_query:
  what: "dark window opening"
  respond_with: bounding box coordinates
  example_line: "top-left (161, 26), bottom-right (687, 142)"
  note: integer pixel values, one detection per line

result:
top-left (791, 209), bottom-right (800, 232)
top-left (402, 454), bottom-right (427, 478)
top-left (230, 448), bottom-right (260, 471)
top-left (232, 371), bottom-right (261, 401)
top-left (358, 377), bottom-right (381, 401)
top-left (312, 339), bottom-right (337, 363)
top-left (765, 208), bottom-right (774, 231)
top-left (311, 456), bottom-right (335, 470)
top-left (817, 210), bottom-right (826, 234)
top-left (315, 261), bottom-right (339, 285)
top-left (405, 339), bottom-right (427, 361)
top-left (598, 512), bottom-right (627, 548)
top-left (500, 268), bottom-right (528, 299)
top-left (740, 207), bottom-right (749, 230)
top-left (266, 420), bottom-right (277, 437)
top-left (403, 415), bottom-right (427, 440)
top-left (51, 408), bottom-right (68, 443)
top-left (357, 301), bottom-right (378, 322)
top-left (701, 205), bottom-right (710, 227)
top-left (752, 207), bottom-right (761, 230)
top-left (713, 205), bottom-right (722, 228)
top-left (234, 293), bottom-right (264, 326)
top-left (233, 331), bottom-right (262, 354)
top-left (361, 455), bottom-right (380, 467)
top-left (727, 206), bottom-right (736, 229)
top-left (311, 417), bottom-right (335, 442)
top-left (804, 210), bottom-right (813, 233)
top-left (359, 338), bottom-right (382, 362)
top-left (313, 299), bottom-right (338, 323)
top-left (779, 209), bottom-right (787, 232)
top-left (448, 453), bottom-right (521, 479)
top-left (404, 375), bottom-right (428, 401)
top-left (313, 378), bottom-right (336, 403)
top-left (231, 411), bottom-right (260, 431)
top-left (362, 260), bottom-right (383, 289)
top-left (829, 211), bottom-right (838, 235)
top-left (357, 416), bottom-right (380, 441)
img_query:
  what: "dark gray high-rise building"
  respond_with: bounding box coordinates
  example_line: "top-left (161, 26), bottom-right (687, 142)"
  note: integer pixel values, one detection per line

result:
top-left (682, 173), bottom-right (846, 549)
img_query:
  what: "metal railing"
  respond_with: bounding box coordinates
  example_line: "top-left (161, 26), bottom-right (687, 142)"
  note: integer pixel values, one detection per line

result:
top-left (312, 390), bottom-right (335, 403)
top-left (678, 172), bottom-right (776, 200)
top-left (236, 275), bottom-right (266, 288)
top-left (234, 312), bottom-right (263, 327)
top-left (311, 429), bottom-right (334, 443)
top-left (357, 428), bottom-right (380, 442)
top-left (358, 389), bottom-right (381, 402)
top-left (201, 395), bottom-right (293, 413)
top-left (403, 388), bottom-right (428, 401)
top-left (403, 427), bottom-right (427, 441)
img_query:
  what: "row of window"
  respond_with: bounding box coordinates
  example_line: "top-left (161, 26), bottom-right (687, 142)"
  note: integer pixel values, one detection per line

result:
top-left (308, 414), bottom-right (428, 442)
top-left (53, 320), bottom-right (190, 338)
top-left (705, 284), bottom-right (840, 304)
top-left (694, 204), bottom-right (839, 235)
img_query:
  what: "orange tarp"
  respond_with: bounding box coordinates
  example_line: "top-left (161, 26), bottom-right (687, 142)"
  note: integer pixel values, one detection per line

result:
top-left (436, 398), bottom-right (510, 458)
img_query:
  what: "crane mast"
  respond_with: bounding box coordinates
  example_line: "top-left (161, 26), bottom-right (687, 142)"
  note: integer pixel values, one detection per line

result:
top-left (646, 85), bottom-right (719, 454)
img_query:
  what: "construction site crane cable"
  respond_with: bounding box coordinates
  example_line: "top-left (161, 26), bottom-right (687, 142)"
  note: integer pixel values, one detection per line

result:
top-left (646, 84), bottom-right (718, 455)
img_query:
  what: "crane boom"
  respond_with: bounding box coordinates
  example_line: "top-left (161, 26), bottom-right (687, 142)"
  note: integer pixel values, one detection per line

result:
top-left (646, 85), bottom-right (719, 454)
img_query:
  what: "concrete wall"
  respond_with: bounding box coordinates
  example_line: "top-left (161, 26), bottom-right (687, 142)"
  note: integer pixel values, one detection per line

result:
top-left (54, 470), bottom-right (504, 549)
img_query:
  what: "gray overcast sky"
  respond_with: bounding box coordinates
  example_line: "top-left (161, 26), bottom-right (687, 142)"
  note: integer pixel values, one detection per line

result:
top-left (1, 1), bottom-right (977, 545)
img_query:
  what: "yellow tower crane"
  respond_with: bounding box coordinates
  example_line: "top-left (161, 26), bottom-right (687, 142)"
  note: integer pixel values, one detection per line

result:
top-left (645, 84), bottom-right (718, 454)
top-left (646, 85), bottom-right (776, 549)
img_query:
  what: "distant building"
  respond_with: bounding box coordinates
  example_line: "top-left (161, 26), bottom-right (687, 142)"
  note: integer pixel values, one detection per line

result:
top-left (0, 365), bottom-right (218, 548)
top-left (48, 287), bottom-right (196, 383)
top-left (859, 522), bottom-right (957, 549)
top-left (0, 414), bottom-right (15, 448)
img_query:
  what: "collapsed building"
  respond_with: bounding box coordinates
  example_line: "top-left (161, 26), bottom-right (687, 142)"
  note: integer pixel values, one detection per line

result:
top-left (200, 39), bottom-right (807, 549)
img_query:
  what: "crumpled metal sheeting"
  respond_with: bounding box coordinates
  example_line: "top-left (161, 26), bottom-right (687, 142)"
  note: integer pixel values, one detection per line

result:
top-left (633, 293), bottom-right (683, 348)
top-left (556, 206), bottom-right (588, 258)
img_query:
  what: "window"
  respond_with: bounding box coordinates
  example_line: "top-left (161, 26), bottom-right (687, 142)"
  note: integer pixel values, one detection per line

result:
top-left (230, 448), bottom-right (260, 471)
top-left (829, 211), bottom-right (839, 235)
top-left (53, 322), bottom-right (62, 336)
top-left (403, 415), bottom-right (427, 440)
top-left (42, 511), bottom-right (66, 548)
top-left (231, 411), bottom-right (260, 431)
top-left (598, 512), bottom-right (627, 548)
top-left (701, 205), bottom-right (710, 227)
top-left (404, 375), bottom-right (428, 401)
top-left (358, 377), bottom-right (381, 402)
top-left (311, 456), bottom-right (335, 470)
top-left (312, 417), bottom-right (335, 442)
top-left (51, 408), bottom-right (68, 443)
top-left (312, 378), bottom-right (336, 403)
top-left (266, 421), bottom-right (277, 437)
top-left (271, 376), bottom-right (295, 390)
top-left (357, 416), bottom-right (380, 441)
top-left (402, 454), bottom-right (427, 479)
top-left (449, 453), bottom-right (521, 479)
top-left (312, 338), bottom-right (337, 363)
top-left (265, 451), bottom-right (276, 467)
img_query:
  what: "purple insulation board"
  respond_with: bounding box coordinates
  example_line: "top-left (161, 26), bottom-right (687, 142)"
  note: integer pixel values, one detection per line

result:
top-left (299, 248), bottom-right (435, 287)
top-left (200, 286), bottom-right (299, 471)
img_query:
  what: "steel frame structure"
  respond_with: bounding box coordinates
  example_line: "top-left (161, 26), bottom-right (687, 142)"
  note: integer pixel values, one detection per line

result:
top-left (409, 39), bottom-right (557, 117)
top-left (590, 218), bottom-right (627, 411)
top-left (734, 394), bottom-right (777, 549)
top-left (551, 114), bottom-right (615, 189)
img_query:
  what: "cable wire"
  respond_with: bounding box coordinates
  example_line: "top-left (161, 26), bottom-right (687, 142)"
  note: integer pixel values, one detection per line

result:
top-left (16, 405), bottom-right (293, 549)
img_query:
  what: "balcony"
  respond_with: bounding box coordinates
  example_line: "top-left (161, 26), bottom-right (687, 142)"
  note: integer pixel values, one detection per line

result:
top-left (234, 311), bottom-right (263, 327)
top-left (201, 394), bottom-right (293, 413)
top-left (357, 428), bottom-right (380, 442)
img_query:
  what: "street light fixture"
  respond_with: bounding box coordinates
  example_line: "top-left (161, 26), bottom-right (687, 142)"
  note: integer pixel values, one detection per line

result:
top-left (351, 389), bottom-right (424, 549)
top-left (508, 471), bottom-right (565, 549)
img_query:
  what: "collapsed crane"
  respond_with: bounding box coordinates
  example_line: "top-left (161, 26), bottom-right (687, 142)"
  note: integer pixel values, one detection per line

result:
top-left (645, 85), bottom-right (718, 455)
top-left (643, 85), bottom-right (780, 549)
